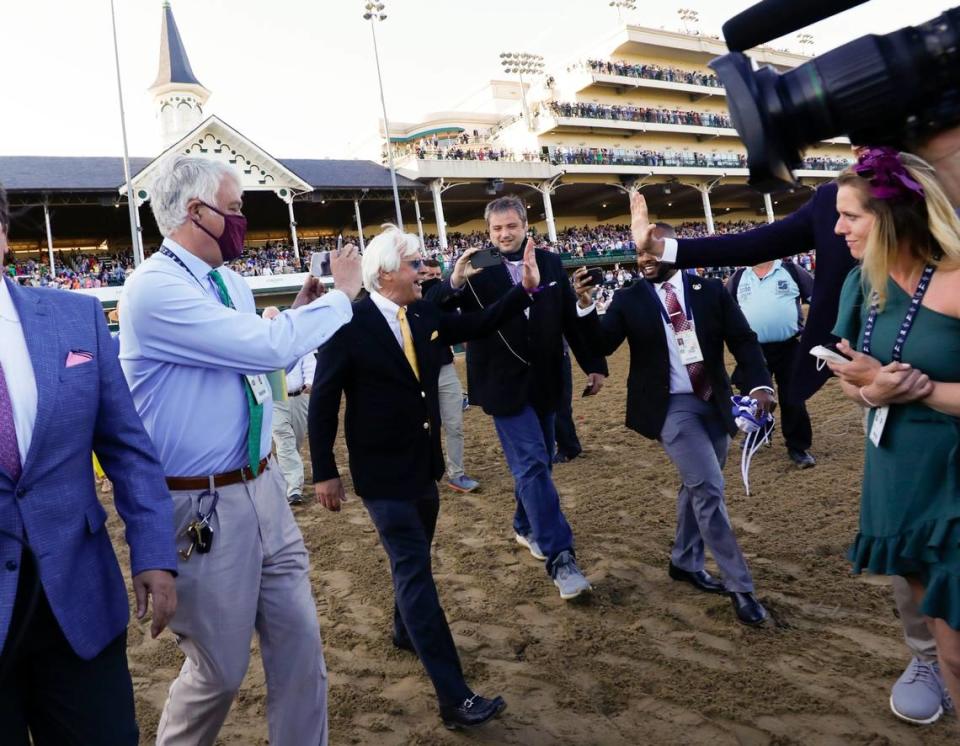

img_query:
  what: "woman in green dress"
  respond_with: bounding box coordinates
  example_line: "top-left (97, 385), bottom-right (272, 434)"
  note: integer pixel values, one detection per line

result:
top-left (829, 147), bottom-right (960, 714)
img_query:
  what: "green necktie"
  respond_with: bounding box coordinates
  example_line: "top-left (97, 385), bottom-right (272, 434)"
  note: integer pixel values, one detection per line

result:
top-left (209, 269), bottom-right (264, 477)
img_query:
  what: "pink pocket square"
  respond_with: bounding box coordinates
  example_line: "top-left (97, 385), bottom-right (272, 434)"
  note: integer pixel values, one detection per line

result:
top-left (65, 350), bottom-right (94, 368)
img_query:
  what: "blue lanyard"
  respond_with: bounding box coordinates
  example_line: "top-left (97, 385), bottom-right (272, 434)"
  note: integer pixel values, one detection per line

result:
top-left (160, 245), bottom-right (212, 296)
top-left (862, 264), bottom-right (934, 361)
top-left (650, 273), bottom-right (693, 325)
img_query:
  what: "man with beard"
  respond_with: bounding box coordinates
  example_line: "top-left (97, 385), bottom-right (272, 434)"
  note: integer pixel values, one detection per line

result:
top-left (573, 223), bottom-right (775, 626)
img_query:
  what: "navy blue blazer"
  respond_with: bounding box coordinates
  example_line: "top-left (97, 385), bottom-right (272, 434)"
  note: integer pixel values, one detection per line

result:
top-left (581, 274), bottom-right (772, 439)
top-left (427, 249), bottom-right (608, 417)
top-left (309, 286), bottom-right (533, 500)
top-left (673, 182), bottom-right (856, 402)
top-left (0, 279), bottom-right (176, 660)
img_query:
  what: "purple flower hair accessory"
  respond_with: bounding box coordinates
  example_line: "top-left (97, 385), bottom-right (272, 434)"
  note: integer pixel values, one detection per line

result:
top-left (852, 146), bottom-right (925, 201)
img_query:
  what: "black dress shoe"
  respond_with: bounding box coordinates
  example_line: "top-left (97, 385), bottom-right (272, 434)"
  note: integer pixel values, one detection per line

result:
top-left (391, 634), bottom-right (415, 653)
top-left (440, 694), bottom-right (506, 730)
top-left (729, 591), bottom-right (768, 626)
top-left (668, 562), bottom-right (726, 594)
top-left (553, 450), bottom-right (581, 464)
top-left (788, 449), bottom-right (817, 468)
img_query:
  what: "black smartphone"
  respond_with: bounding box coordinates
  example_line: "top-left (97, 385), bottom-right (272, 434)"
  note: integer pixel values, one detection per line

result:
top-left (583, 267), bottom-right (604, 286)
top-left (469, 247), bottom-right (502, 269)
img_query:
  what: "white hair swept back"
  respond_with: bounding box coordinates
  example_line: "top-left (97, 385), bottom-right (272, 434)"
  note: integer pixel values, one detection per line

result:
top-left (361, 223), bottom-right (422, 293)
top-left (149, 156), bottom-right (241, 237)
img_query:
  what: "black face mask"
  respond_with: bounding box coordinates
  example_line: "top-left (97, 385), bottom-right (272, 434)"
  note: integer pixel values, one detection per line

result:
top-left (419, 277), bottom-right (441, 294)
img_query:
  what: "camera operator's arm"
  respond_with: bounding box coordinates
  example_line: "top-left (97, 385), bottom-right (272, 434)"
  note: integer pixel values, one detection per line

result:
top-left (630, 189), bottom-right (817, 268)
top-left (916, 127), bottom-right (960, 208)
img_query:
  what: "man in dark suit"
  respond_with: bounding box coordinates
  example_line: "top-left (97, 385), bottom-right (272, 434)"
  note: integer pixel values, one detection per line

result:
top-left (426, 196), bottom-right (608, 600)
top-left (573, 239), bottom-right (774, 626)
top-left (627, 178), bottom-right (944, 717)
top-left (309, 225), bottom-right (540, 730)
top-left (0, 181), bottom-right (177, 744)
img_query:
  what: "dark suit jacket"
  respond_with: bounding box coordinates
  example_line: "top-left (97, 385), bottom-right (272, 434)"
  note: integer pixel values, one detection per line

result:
top-left (0, 279), bottom-right (176, 660)
top-left (581, 274), bottom-right (772, 439)
top-left (309, 287), bottom-right (532, 500)
top-left (673, 182), bottom-right (855, 402)
top-left (427, 249), bottom-right (607, 417)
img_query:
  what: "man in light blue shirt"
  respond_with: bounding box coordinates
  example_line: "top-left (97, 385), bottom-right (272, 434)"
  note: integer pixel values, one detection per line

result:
top-left (120, 155), bottom-right (362, 746)
top-left (727, 259), bottom-right (816, 468)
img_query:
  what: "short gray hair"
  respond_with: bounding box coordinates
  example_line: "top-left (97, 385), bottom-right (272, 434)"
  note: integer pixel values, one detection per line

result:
top-left (484, 195), bottom-right (527, 225)
top-left (149, 156), bottom-right (241, 237)
top-left (361, 224), bottom-right (421, 293)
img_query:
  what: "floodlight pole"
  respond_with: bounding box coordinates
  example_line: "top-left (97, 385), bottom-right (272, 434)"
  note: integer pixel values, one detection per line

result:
top-left (109, 0), bottom-right (143, 266)
top-left (365, 6), bottom-right (404, 229)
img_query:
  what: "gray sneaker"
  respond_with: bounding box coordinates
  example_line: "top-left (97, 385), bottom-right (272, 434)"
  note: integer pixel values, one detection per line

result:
top-left (551, 551), bottom-right (592, 600)
top-left (515, 533), bottom-right (546, 561)
top-left (890, 657), bottom-right (945, 725)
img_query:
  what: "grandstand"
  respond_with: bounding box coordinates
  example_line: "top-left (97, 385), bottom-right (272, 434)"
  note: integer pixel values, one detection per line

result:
top-left (2, 5), bottom-right (847, 305)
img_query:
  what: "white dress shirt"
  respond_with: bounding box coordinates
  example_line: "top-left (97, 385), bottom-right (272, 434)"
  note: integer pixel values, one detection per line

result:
top-left (0, 278), bottom-right (38, 463)
top-left (370, 291), bottom-right (405, 347)
top-left (286, 352), bottom-right (317, 393)
top-left (652, 271), bottom-right (695, 395)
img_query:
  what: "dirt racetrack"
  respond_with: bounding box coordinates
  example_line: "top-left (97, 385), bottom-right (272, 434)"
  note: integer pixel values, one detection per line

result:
top-left (112, 346), bottom-right (956, 745)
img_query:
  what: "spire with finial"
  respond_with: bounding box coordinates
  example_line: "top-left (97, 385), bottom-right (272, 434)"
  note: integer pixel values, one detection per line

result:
top-left (148, 1), bottom-right (211, 147)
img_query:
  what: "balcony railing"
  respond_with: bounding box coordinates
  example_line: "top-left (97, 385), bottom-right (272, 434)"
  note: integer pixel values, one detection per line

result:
top-left (545, 101), bottom-right (733, 129)
top-left (573, 59), bottom-right (723, 89)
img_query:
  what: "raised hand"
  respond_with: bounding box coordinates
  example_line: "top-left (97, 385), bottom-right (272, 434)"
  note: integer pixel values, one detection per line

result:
top-left (331, 244), bottom-right (363, 301)
top-left (450, 248), bottom-right (486, 289)
top-left (630, 191), bottom-right (663, 257)
top-left (521, 236), bottom-right (541, 291)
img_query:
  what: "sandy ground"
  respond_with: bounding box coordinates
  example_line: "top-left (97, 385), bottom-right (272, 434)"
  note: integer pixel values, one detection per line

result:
top-left (110, 347), bottom-right (958, 745)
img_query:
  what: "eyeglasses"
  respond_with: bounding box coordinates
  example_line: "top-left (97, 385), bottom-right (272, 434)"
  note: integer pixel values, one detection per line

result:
top-left (405, 259), bottom-right (424, 270)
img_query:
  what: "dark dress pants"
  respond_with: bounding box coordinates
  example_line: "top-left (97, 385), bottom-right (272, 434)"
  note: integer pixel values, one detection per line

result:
top-left (554, 344), bottom-right (583, 459)
top-left (0, 555), bottom-right (138, 746)
top-left (362, 486), bottom-right (472, 708)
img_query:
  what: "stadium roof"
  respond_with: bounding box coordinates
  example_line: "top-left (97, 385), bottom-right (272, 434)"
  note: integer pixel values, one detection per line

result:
top-left (150, 1), bottom-right (206, 91)
top-left (0, 156), bottom-right (422, 193)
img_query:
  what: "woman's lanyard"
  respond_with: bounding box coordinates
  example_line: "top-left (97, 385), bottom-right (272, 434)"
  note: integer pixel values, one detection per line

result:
top-left (862, 264), bottom-right (935, 361)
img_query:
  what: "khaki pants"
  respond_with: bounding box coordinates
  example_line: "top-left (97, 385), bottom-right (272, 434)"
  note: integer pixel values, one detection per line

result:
top-left (271, 396), bottom-right (309, 499)
top-left (437, 363), bottom-right (464, 480)
top-left (156, 463), bottom-right (327, 746)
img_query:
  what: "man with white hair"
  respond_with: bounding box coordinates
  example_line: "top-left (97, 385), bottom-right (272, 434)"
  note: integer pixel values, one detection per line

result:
top-left (309, 224), bottom-right (540, 730)
top-left (262, 306), bottom-right (315, 505)
top-left (119, 155), bottom-right (362, 746)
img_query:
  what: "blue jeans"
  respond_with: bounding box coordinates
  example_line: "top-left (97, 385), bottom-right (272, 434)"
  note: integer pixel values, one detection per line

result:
top-left (493, 405), bottom-right (575, 571)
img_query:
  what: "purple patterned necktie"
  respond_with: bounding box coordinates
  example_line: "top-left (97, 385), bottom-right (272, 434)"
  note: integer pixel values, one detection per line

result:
top-left (0, 362), bottom-right (22, 481)
top-left (662, 281), bottom-right (712, 402)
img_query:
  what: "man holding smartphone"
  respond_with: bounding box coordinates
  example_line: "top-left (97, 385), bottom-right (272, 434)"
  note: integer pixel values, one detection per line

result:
top-left (425, 196), bottom-right (607, 600)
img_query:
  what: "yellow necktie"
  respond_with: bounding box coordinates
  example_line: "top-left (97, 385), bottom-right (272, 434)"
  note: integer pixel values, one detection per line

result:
top-left (396, 306), bottom-right (420, 381)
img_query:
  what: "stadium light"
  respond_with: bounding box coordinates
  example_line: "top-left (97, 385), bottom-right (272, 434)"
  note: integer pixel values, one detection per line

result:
top-left (797, 33), bottom-right (815, 55)
top-left (609, 0), bottom-right (636, 22)
top-left (677, 8), bottom-right (700, 35)
top-left (499, 51), bottom-right (545, 131)
top-left (362, 1), bottom-right (404, 228)
top-left (109, 0), bottom-right (143, 266)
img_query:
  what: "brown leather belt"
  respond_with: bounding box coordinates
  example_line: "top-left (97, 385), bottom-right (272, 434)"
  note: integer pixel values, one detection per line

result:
top-left (165, 457), bottom-right (270, 491)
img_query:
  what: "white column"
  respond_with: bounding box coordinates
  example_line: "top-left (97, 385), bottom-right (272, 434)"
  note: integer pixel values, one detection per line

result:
top-left (541, 181), bottom-right (558, 244)
top-left (430, 180), bottom-right (448, 251)
top-left (43, 203), bottom-right (55, 275)
top-left (413, 196), bottom-right (426, 250)
top-left (287, 200), bottom-right (300, 262)
top-left (700, 185), bottom-right (715, 235)
top-left (353, 199), bottom-right (366, 251)
top-left (763, 193), bottom-right (775, 224)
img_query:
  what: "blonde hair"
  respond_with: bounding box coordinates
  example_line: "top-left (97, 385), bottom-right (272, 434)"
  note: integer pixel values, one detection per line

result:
top-left (838, 152), bottom-right (960, 310)
top-left (360, 223), bottom-right (421, 293)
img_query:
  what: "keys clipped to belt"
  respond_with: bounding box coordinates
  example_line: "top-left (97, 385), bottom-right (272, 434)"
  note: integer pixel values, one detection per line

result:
top-left (179, 477), bottom-right (219, 562)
